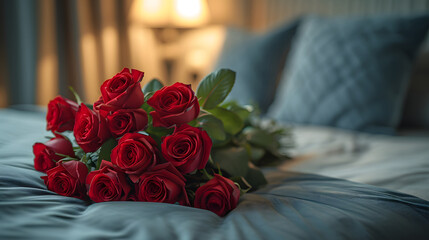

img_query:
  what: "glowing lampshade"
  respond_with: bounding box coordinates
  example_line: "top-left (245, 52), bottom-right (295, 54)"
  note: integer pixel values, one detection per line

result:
top-left (130, 0), bottom-right (210, 28)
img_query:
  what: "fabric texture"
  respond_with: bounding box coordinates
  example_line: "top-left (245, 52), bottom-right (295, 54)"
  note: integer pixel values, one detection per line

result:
top-left (268, 14), bottom-right (429, 134)
top-left (282, 124), bottom-right (429, 201)
top-left (216, 19), bottom-right (300, 113)
top-left (400, 48), bottom-right (429, 129)
top-left (1, 108), bottom-right (429, 239)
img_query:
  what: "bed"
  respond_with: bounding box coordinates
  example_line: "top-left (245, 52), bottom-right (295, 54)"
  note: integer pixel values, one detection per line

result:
top-left (1, 108), bottom-right (429, 239)
top-left (2, 1), bottom-right (429, 239)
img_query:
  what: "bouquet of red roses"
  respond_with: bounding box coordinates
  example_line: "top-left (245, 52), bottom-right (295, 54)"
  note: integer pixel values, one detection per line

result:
top-left (33, 68), bottom-right (291, 216)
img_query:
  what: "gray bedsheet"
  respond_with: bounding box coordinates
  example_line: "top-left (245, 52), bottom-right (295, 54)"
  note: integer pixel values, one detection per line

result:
top-left (282, 125), bottom-right (429, 201)
top-left (1, 108), bottom-right (429, 239)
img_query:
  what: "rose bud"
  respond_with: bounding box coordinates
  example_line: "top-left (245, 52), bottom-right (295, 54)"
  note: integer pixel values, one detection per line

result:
top-left (194, 174), bottom-right (240, 217)
top-left (73, 104), bottom-right (110, 153)
top-left (107, 109), bottom-right (148, 138)
top-left (46, 96), bottom-right (79, 133)
top-left (161, 124), bottom-right (212, 174)
top-left (33, 136), bottom-right (75, 173)
top-left (86, 160), bottom-right (131, 202)
top-left (147, 82), bottom-right (199, 128)
top-left (94, 68), bottom-right (145, 117)
top-left (137, 163), bottom-right (189, 206)
top-left (111, 133), bottom-right (158, 183)
top-left (41, 160), bottom-right (88, 200)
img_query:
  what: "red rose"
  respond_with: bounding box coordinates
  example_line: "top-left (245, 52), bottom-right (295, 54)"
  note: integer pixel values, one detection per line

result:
top-left (46, 96), bottom-right (79, 133)
top-left (95, 68), bottom-right (145, 117)
top-left (73, 104), bottom-right (110, 153)
top-left (137, 163), bottom-right (189, 206)
top-left (86, 160), bottom-right (131, 202)
top-left (147, 82), bottom-right (200, 128)
top-left (111, 133), bottom-right (158, 182)
top-left (33, 137), bottom-right (75, 173)
top-left (107, 109), bottom-right (148, 138)
top-left (161, 124), bottom-right (212, 174)
top-left (41, 160), bottom-right (88, 200)
top-left (194, 174), bottom-right (240, 217)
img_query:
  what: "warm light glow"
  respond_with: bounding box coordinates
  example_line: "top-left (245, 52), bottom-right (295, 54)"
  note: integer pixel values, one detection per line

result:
top-left (81, 33), bottom-right (101, 103)
top-left (36, 0), bottom-right (58, 106)
top-left (174, 0), bottom-right (202, 19)
top-left (131, 0), bottom-right (170, 27)
top-left (101, 26), bottom-right (119, 79)
top-left (130, 0), bottom-right (209, 28)
top-left (127, 25), bottom-right (166, 83)
top-left (143, 0), bottom-right (163, 12)
top-left (185, 48), bottom-right (208, 69)
top-left (37, 55), bottom-right (58, 105)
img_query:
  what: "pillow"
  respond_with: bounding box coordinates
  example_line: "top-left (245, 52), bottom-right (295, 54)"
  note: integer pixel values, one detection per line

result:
top-left (267, 14), bottom-right (429, 134)
top-left (216, 19), bottom-right (300, 113)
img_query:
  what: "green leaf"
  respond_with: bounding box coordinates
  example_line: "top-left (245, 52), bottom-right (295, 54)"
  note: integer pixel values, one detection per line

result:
top-left (141, 110), bottom-right (173, 145)
top-left (196, 69), bottom-right (236, 109)
top-left (230, 176), bottom-right (252, 194)
top-left (145, 126), bottom-right (173, 146)
top-left (201, 168), bottom-right (213, 180)
top-left (85, 151), bottom-right (100, 170)
top-left (141, 102), bottom-right (154, 113)
top-left (68, 86), bottom-right (83, 105)
top-left (74, 147), bottom-right (86, 159)
top-left (185, 189), bottom-right (196, 204)
top-left (97, 138), bottom-right (118, 169)
top-left (249, 147), bottom-right (266, 163)
top-left (211, 147), bottom-right (249, 177)
top-left (193, 115), bottom-right (226, 140)
top-left (144, 92), bottom-right (155, 101)
top-left (143, 78), bottom-right (163, 94)
top-left (242, 143), bottom-right (266, 165)
top-left (242, 127), bottom-right (278, 152)
top-left (81, 154), bottom-right (87, 164)
top-left (221, 101), bottom-right (252, 121)
top-left (208, 107), bottom-right (244, 135)
top-left (257, 152), bottom-right (287, 167)
top-left (55, 153), bottom-right (78, 160)
top-left (212, 134), bottom-right (232, 148)
top-left (141, 92), bottom-right (155, 113)
top-left (85, 104), bottom-right (93, 110)
top-left (244, 167), bottom-right (267, 190)
top-left (58, 157), bottom-right (78, 162)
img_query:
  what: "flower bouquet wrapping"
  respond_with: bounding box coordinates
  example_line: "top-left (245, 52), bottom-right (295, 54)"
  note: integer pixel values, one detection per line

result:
top-left (33, 68), bottom-right (291, 216)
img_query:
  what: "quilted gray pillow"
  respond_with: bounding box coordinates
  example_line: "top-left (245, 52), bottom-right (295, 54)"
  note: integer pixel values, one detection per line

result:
top-left (267, 15), bottom-right (429, 134)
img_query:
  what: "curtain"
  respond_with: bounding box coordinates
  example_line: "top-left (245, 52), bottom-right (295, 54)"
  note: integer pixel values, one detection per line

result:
top-left (0, 0), bottom-right (165, 107)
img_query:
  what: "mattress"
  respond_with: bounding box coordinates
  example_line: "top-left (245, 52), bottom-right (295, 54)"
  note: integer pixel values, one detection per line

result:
top-left (1, 108), bottom-right (428, 239)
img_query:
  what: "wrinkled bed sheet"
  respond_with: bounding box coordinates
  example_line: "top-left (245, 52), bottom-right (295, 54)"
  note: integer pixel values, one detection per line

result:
top-left (1, 108), bottom-right (428, 239)
top-left (282, 125), bottom-right (429, 201)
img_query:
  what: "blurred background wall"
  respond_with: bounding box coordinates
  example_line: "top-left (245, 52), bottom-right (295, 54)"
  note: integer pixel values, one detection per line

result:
top-left (1, 0), bottom-right (429, 107)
